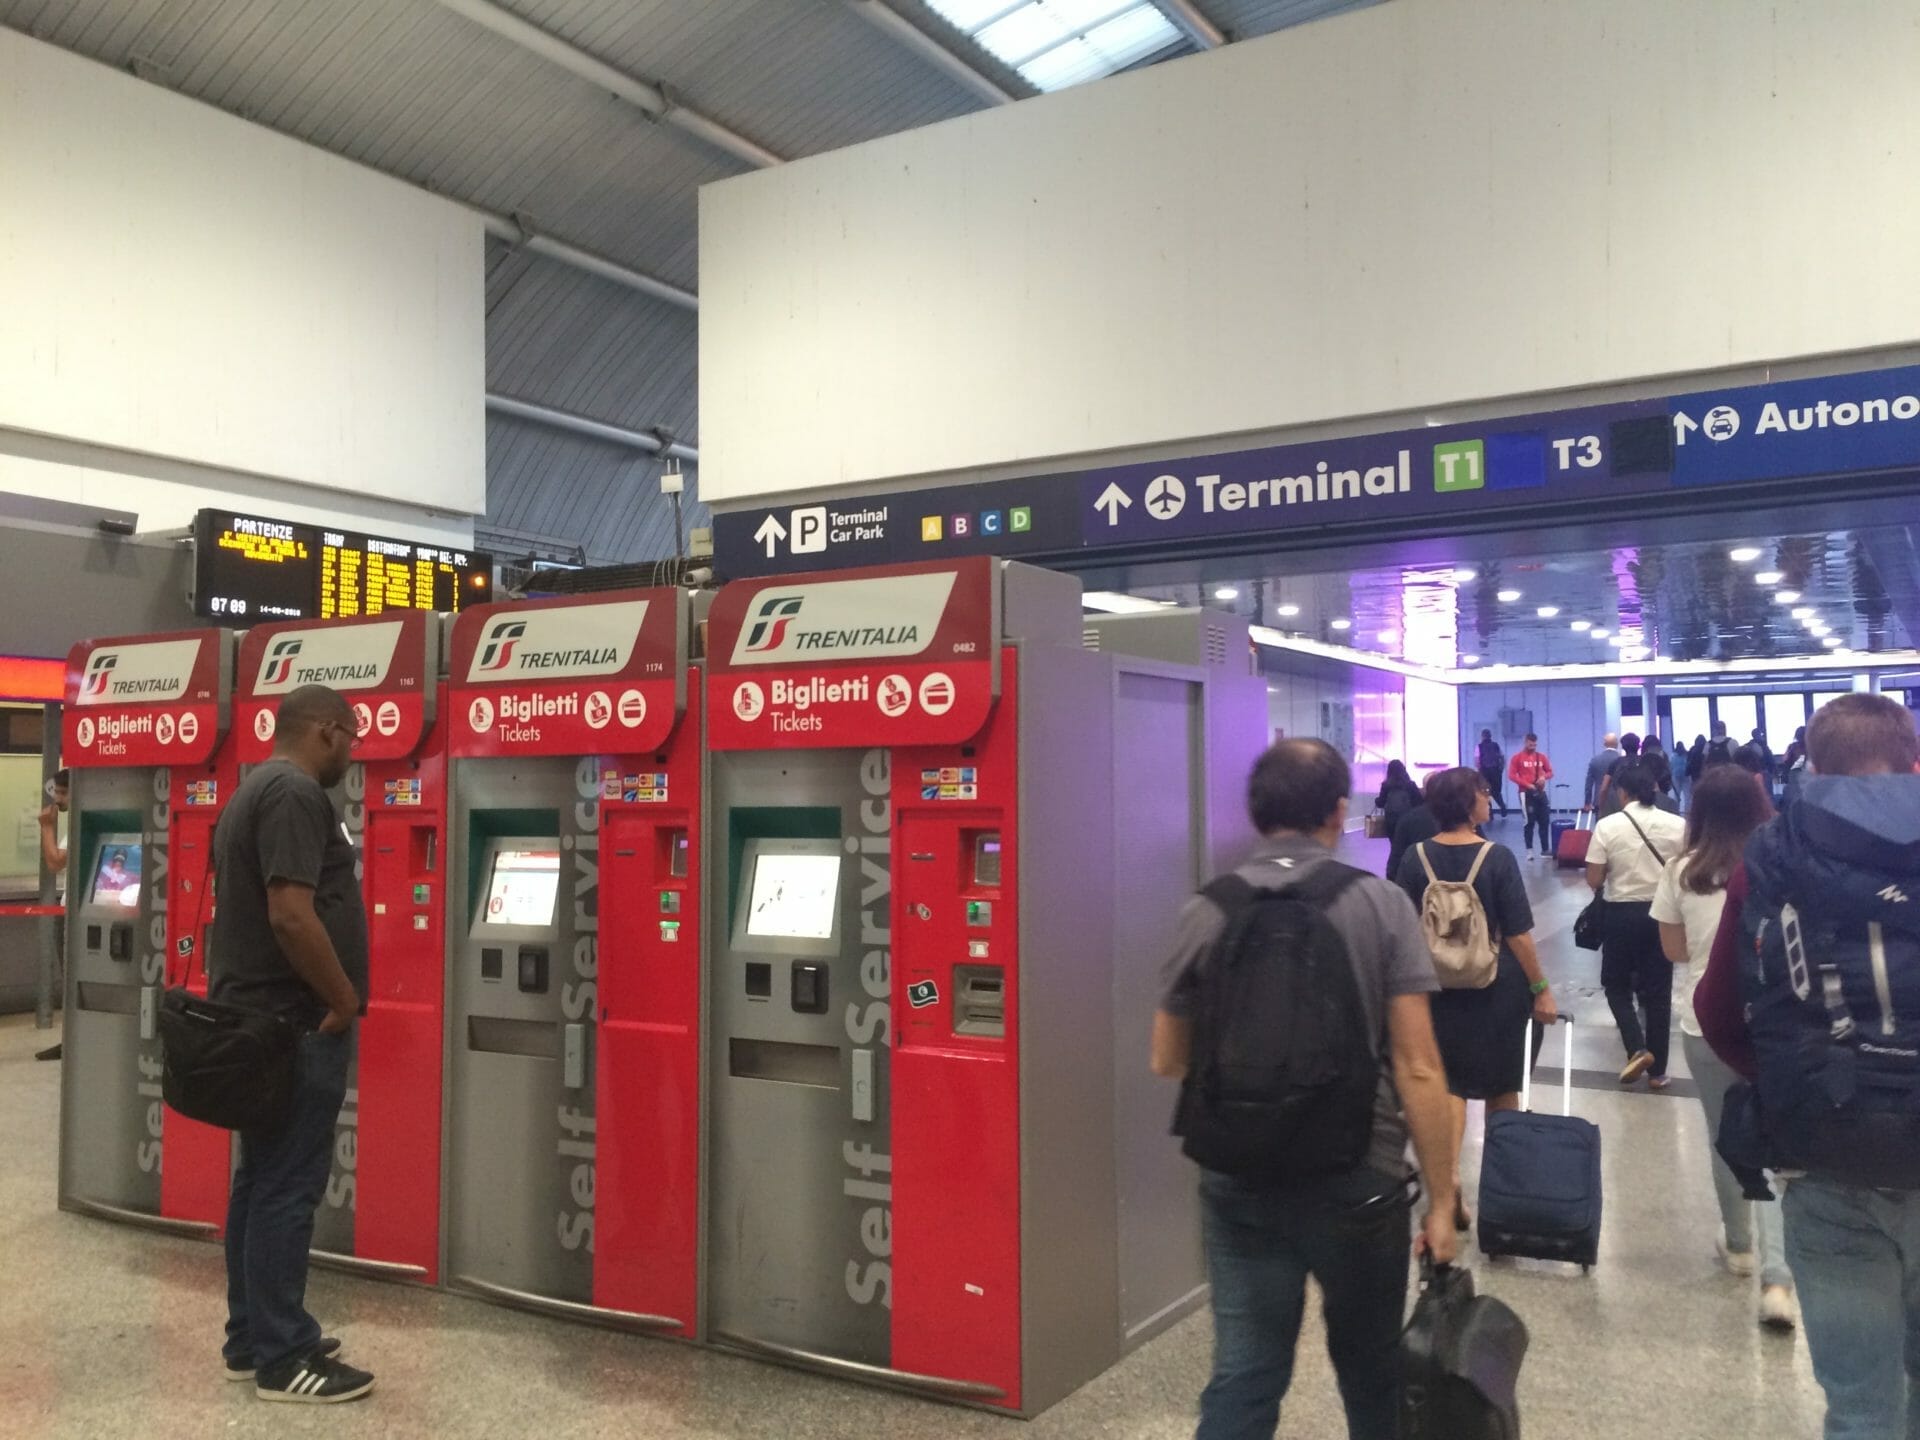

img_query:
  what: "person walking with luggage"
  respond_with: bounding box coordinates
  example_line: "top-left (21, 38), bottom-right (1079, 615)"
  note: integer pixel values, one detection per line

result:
top-left (1584, 761), bottom-right (1686, 1088)
top-left (1507, 734), bottom-right (1554, 860)
top-left (1153, 737), bottom-right (1459, 1440)
top-left (1395, 768), bottom-right (1556, 1232)
top-left (1697, 694), bottom-right (1920, 1439)
top-left (1476, 730), bottom-right (1509, 817)
top-left (1649, 766), bottom-right (1795, 1331)
top-left (211, 685), bottom-right (375, 1404)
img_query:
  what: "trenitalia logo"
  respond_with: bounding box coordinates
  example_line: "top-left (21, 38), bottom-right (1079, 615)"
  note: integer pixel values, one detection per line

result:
top-left (727, 573), bottom-right (959, 666)
top-left (463, 601), bottom-right (650, 682)
top-left (743, 597), bottom-right (803, 653)
top-left (477, 621), bottom-right (527, 673)
top-left (74, 638), bottom-right (203, 706)
top-left (82, 653), bottom-right (117, 697)
top-left (251, 621), bottom-right (400, 696)
top-left (263, 639), bottom-right (302, 687)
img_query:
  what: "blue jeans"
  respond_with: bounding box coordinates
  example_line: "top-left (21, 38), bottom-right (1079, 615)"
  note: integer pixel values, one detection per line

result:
top-left (1785, 1175), bottom-right (1920, 1439)
top-left (1197, 1167), bottom-right (1411, 1440)
top-left (223, 1028), bottom-right (351, 1372)
top-left (1684, 1032), bottom-right (1790, 1288)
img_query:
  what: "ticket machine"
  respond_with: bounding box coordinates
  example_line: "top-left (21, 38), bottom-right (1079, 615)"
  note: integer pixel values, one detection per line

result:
top-left (58, 629), bottom-right (236, 1236)
top-left (443, 589), bottom-right (701, 1333)
top-left (231, 612), bottom-right (448, 1281)
top-left (702, 559), bottom-right (1264, 1414)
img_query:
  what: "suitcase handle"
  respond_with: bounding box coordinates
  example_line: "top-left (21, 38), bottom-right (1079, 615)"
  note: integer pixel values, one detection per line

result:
top-left (1521, 1015), bottom-right (1575, 1118)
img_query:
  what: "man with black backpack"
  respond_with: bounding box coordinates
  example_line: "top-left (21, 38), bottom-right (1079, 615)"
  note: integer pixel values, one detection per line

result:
top-left (1153, 738), bottom-right (1459, 1440)
top-left (1698, 694), bottom-right (1920, 1438)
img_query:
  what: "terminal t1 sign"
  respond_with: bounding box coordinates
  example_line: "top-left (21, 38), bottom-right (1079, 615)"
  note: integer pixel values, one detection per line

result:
top-left (705, 558), bottom-right (1001, 749)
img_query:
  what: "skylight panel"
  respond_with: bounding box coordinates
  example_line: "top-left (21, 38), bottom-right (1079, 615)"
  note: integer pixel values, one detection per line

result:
top-left (921, 0), bottom-right (1183, 92)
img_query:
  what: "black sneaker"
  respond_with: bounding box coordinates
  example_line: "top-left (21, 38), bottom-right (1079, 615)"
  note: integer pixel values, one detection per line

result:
top-left (254, 1353), bottom-right (374, 1404)
top-left (225, 1335), bottom-right (341, 1382)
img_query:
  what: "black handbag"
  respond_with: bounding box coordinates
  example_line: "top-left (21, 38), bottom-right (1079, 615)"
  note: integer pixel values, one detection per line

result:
top-left (1400, 1257), bottom-right (1528, 1438)
top-left (156, 868), bottom-right (300, 1132)
top-left (1572, 895), bottom-right (1606, 951)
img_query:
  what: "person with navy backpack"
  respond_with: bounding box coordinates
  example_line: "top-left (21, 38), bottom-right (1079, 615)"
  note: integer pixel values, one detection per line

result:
top-left (1697, 693), bottom-right (1920, 1439)
top-left (1152, 738), bottom-right (1460, 1440)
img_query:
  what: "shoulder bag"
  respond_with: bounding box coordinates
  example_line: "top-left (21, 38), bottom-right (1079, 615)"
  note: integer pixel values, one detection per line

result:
top-left (1573, 810), bottom-right (1669, 951)
top-left (156, 866), bottom-right (301, 1133)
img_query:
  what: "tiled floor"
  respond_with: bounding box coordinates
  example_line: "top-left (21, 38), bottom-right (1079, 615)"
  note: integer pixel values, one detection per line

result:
top-left (0, 823), bottom-right (1828, 1438)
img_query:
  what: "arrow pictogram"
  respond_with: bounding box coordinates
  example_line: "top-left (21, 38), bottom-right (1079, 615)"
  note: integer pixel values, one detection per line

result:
top-left (1094, 482), bottom-right (1133, 527)
top-left (754, 514), bottom-right (787, 558)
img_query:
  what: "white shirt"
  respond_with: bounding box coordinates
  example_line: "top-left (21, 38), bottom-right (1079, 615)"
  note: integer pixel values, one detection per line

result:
top-left (1649, 856), bottom-right (1726, 1037)
top-left (1586, 803), bottom-right (1686, 902)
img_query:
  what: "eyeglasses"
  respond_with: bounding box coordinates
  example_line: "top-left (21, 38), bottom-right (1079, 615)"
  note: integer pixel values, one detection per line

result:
top-left (323, 719), bottom-right (363, 751)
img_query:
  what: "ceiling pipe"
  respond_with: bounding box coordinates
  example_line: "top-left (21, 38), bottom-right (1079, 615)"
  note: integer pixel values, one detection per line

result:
top-left (846, 0), bottom-right (1018, 105)
top-left (434, 0), bottom-right (784, 170)
top-left (479, 213), bottom-right (697, 311)
top-left (1153, 0), bottom-right (1226, 49)
top-left (486, 393), bottom-right (700, 464)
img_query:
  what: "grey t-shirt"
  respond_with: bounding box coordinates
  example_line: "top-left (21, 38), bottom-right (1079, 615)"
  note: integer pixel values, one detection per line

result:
top-left (209, 759), bottom-right (367, 1028)
top-left (1161, 834), bottom-right (1439, 1178)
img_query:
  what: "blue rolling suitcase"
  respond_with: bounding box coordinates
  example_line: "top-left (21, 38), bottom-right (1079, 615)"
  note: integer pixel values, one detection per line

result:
top-left (1478, 1018), bottom-right (1602, 1272)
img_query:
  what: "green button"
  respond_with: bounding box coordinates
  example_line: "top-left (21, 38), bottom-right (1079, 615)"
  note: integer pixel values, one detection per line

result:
top-left (413, 884), bottom-right (431, 904)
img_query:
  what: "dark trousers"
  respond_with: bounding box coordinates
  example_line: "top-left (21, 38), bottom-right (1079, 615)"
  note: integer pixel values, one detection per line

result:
top-left (1522, 789), bottom-right (1552, 854)
top-left (1479, 767), bottom-right (1509, 815)
top-left (1196, 1167), bottom-right (1411, 1440)
top-left (223, 1028), bottom-right (351, 1371)
top-left (1600, 900), bottom-right (1671, 1077)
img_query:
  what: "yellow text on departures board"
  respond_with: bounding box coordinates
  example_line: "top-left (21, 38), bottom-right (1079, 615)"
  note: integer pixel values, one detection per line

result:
top-left (219, 531), bottom-right (308, 565)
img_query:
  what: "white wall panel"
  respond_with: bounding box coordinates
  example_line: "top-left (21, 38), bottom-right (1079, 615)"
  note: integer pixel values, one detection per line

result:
top-left (702, 0), bottom-right (1920, 502)
top-left (0, 29), bottom-right (484, 520)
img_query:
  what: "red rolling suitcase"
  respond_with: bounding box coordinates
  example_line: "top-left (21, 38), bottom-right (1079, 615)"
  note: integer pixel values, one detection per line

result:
top-left (1554, 810), bottom-right (1593, 869)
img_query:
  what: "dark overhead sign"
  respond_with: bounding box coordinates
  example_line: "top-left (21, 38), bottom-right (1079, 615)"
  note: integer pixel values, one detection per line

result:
top-left (714, 364), bottom-right (1920, 578)
top-left (192, 509), bottom-right (492, 622)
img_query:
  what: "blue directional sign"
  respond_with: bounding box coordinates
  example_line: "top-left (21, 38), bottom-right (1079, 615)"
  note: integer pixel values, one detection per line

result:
top-left (713, 365), bottom-right (1920, 578)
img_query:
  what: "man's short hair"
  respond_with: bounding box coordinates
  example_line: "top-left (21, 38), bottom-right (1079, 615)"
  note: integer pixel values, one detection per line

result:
top-left (1425, 767), bottom-right (1486, 830)
top-left (53, 767), bottom-right (70, 787)
top-left (1524, 733), bottom-right (1538, 743)
top-left (1807, 694), bottom-right (1920, 777)
top-left (1611, 759), bottom-right (1657, 805)
top-left (1247, 738), bottom-right (1351, 834)
top-left (275, 684), bottom-right (354, 744)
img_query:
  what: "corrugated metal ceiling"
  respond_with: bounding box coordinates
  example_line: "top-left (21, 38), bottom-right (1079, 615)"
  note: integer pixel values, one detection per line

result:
top-left (1, 0), bottom-right (1380, 565)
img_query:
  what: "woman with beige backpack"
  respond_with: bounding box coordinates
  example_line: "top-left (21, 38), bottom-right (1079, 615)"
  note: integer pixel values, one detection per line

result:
top-left (1396, 766), bottom-right (1557, 1231)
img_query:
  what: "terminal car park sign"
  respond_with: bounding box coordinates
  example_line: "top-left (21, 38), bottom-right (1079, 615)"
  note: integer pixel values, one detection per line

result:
top-left (714, 364), bottom-right (1920, 578)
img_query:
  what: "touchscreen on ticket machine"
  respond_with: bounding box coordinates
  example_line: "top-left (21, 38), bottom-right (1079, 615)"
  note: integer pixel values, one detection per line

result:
top-left (58, 629), bottom-right (237, 1238)
top-left (701, 558), bottom-right (1265, 1416)
top-left (444, 588), bottom-right (703, 1335)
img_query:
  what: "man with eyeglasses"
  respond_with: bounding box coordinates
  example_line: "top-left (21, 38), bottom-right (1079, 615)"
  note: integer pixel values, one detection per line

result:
top-left (209, 684), bottom-right (376, 1404)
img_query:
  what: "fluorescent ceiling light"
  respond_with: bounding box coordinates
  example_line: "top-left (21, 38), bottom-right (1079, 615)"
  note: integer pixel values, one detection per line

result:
top-left (1608, 635), bottom-right (1629, 648)
top-left (1823, 637), bottom-right (1844, 648)
top-left (1570, 620), bottom-right (1591, 632)
top-left (1810, 623), bottom-right (1832, 637)
top-left (1276, 603), bottom-right (1301, 617)
top-left (1497, 589), bottom-right (1522, 602)
top-left (1590, 629), bottom-right (1610, 639)
top-left (1377, 630), bottom-right (1397, 645)
top-left (1330, 618), bottom-right (1352, 630)
top-left (1775, 590), bottom-right (1801, 604)
top-left (1537, 605), bottom-right (1560, 618)
top-left (1791, 606), bottom-right (1815, 619)
top-left (1755, 571), bottom-right (1784, 586)
top-left (1081, 591), bottom-right (1166, 614)
top-left (1213, 586), bottom-right (1240, 601)
top-left (1730, 546), bottom-right (1763, 563)
top-left (1451, 568), bottom-right (1478, 583)
top-left (1462, 654), bottom-right (1480, 665)
top-left (934, 0), bottom-right (1184, 93)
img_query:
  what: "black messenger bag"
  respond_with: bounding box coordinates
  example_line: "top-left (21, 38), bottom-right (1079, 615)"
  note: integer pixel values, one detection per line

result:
top-left (156, 868), bottom-right (300, 1132)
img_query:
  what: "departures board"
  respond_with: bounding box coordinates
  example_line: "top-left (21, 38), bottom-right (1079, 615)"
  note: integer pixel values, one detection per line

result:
top-left (192, 510), bottom-right (492, 621)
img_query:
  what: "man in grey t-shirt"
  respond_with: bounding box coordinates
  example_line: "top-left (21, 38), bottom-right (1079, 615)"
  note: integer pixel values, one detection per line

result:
top-left (211, 685), bottom-right (375, 1405)
top-left (1152, 738), bottom-right (1456, 1440)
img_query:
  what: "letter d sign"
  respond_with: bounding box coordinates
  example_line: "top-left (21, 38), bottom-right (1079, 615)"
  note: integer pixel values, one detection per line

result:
top-left (792, 506), bottom-right (827, 554)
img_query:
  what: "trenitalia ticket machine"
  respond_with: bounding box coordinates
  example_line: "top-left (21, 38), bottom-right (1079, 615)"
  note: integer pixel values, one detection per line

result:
top-left (444, 589), bottom-right (702, 1334)
top-left (58, 629), bottom-right (236, 1236)
top-left (702, 558), bottom-right (1265, 1414)
top-left (232, 612), bottom-right (448, 1281)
